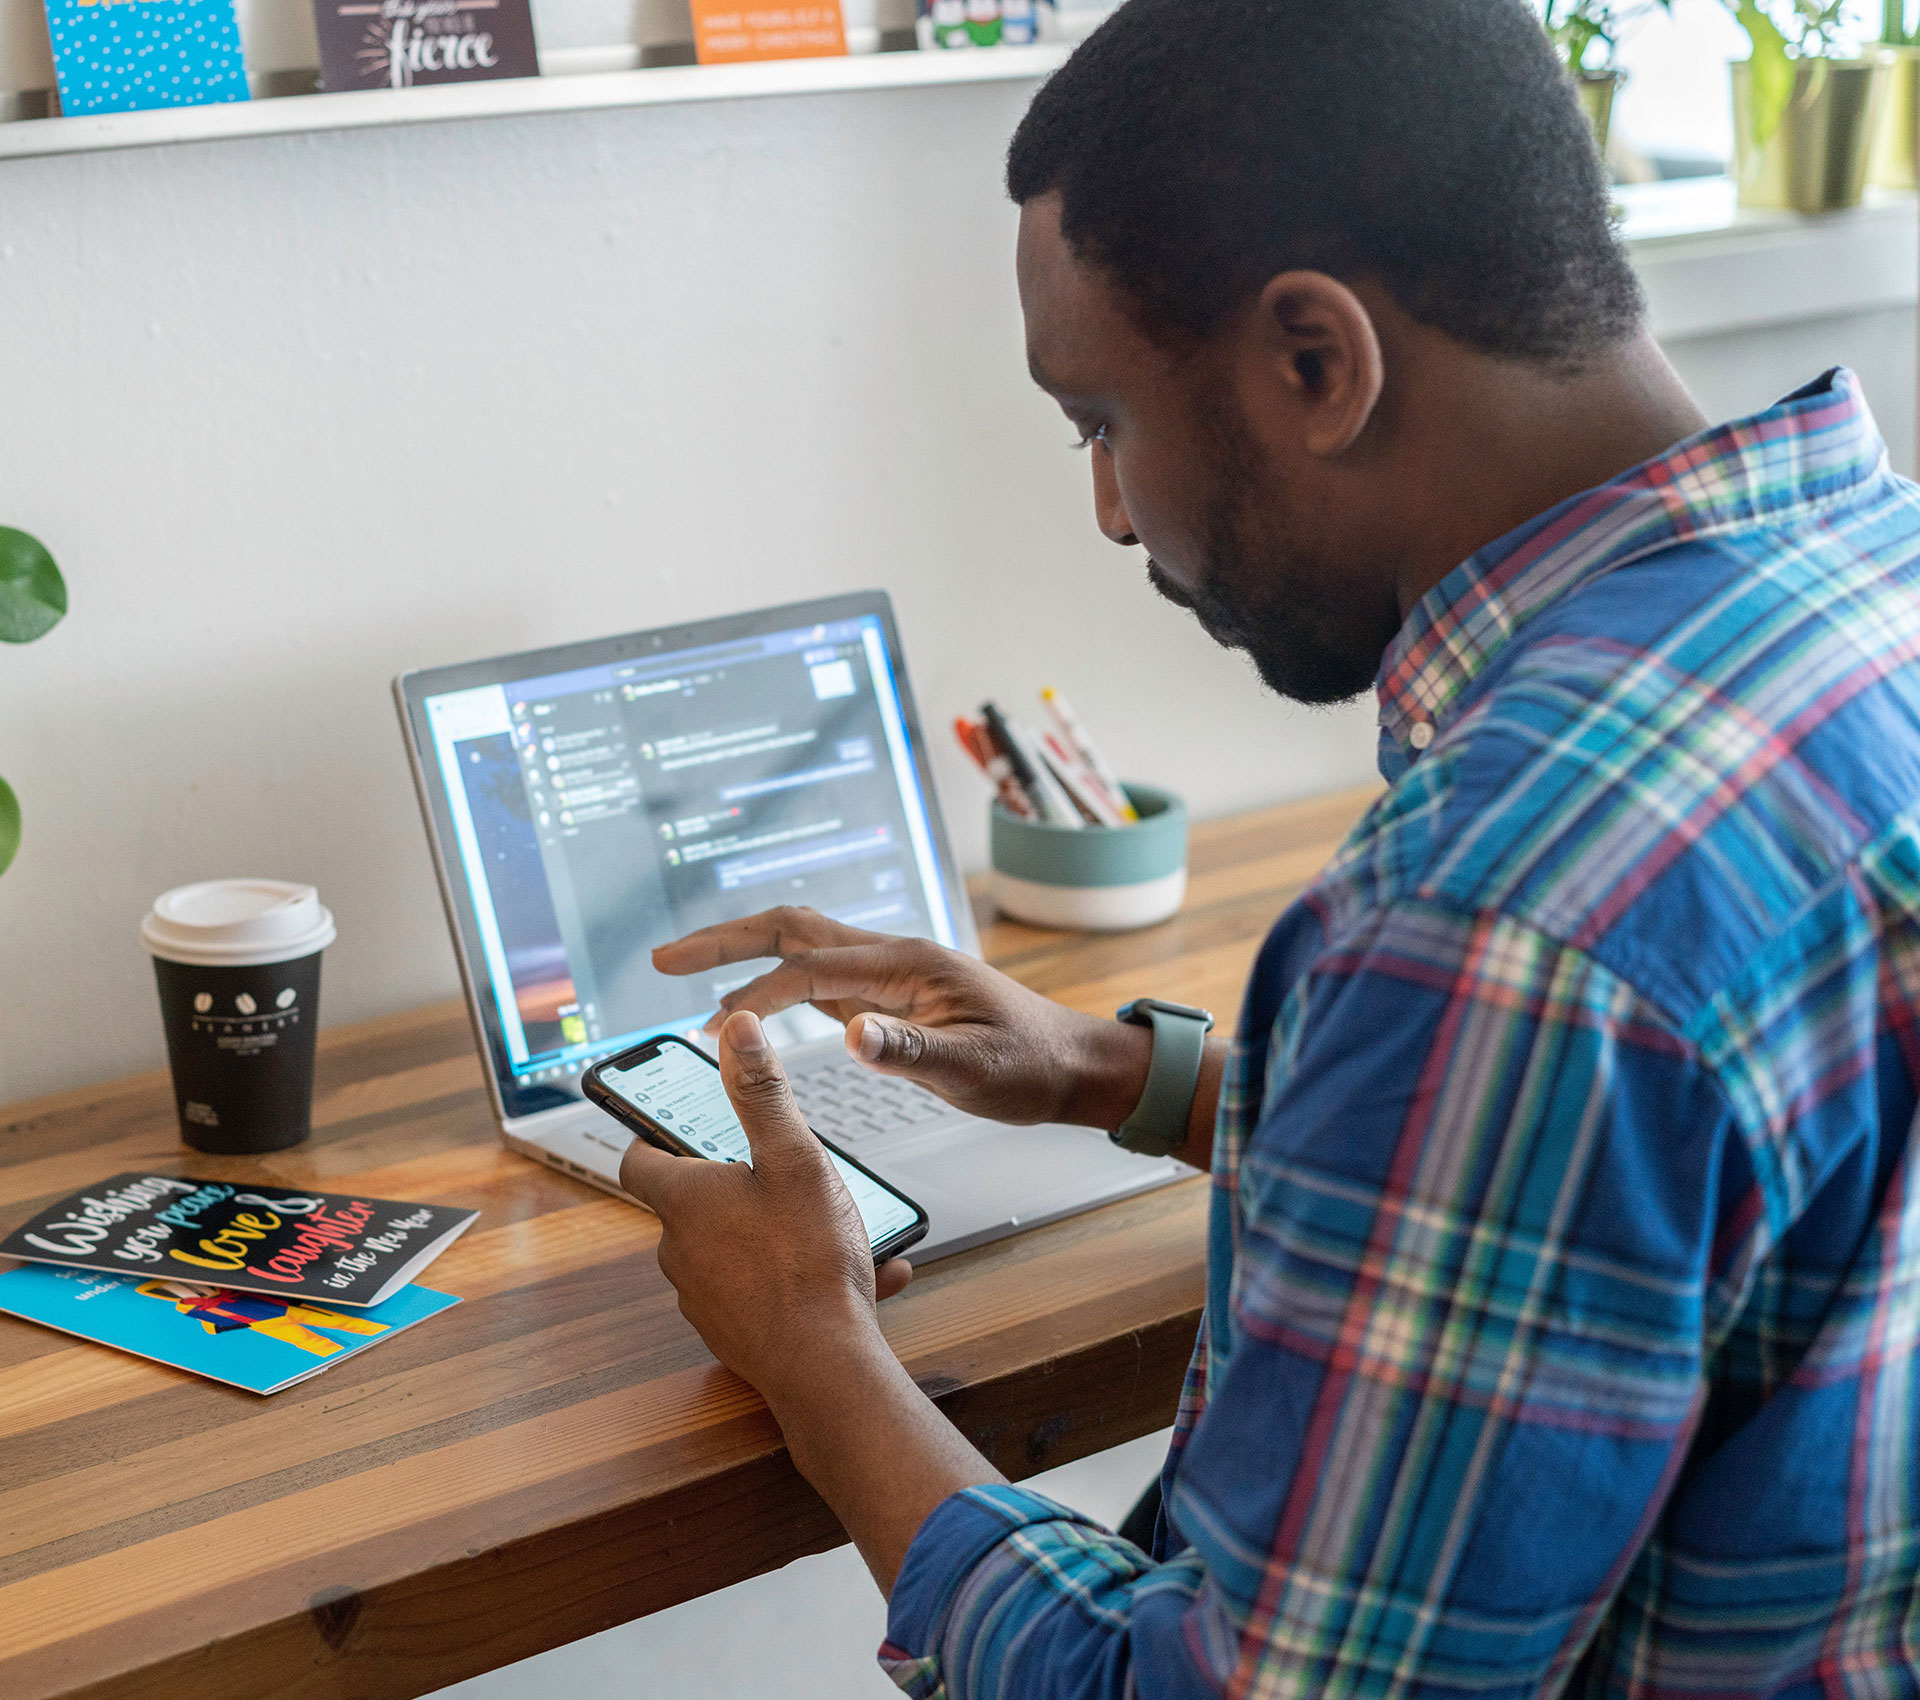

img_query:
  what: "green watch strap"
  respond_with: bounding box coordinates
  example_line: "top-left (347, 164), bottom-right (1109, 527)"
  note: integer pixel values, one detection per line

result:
top-left (1112, 998), bottom-right (1214, 1158)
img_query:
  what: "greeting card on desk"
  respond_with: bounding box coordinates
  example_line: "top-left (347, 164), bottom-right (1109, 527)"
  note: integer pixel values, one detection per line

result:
top-left (312, 0), bottom-right (538, 91)
top-left (0, 1173), bottom-right (477, 1306)
top-left (42, 0), bottom-right (249, 115)
top-left (688, 0), bottom-right (844, 63)
top-left (0, 1264), bottom-right (459, 1395)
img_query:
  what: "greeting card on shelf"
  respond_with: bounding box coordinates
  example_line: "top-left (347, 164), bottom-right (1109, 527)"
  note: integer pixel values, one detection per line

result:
top-left (688, 0), bottom-right (846, 63)
top-left (41, 0), bottom-right (249, 115)
top-left (312, 0), bottom-right (539, 91)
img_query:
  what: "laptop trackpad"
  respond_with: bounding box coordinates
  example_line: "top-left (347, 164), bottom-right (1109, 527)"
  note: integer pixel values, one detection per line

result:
top-left (877, 1119), bottom-right (1181, 1219)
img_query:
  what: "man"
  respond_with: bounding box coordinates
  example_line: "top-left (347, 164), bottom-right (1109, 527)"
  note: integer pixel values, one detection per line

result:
top-left (621, 0), bottom-right (1920, 1692)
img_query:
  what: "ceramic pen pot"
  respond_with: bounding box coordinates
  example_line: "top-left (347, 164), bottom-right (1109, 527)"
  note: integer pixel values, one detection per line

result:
top-left (989, 784), bottom-right (1187, 932)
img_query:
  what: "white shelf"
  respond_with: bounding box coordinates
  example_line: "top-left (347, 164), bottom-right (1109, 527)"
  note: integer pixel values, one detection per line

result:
top-left (0, 41), bottom-right (1072, 160)
top-left (1, 54), bottom-right (1913, 346)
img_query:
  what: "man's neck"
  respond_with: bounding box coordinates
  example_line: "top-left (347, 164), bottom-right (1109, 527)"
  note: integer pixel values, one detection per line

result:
top-left (1386, 327), bottom-right (1708, 617)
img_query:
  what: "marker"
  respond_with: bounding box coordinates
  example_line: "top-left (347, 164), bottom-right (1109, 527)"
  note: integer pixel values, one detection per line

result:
top-left (978, 703), bottom-right (1056, 823)
top-left (981, 702), bottom-right (1081, 827)
top-left (1041, 688), bottom-right (1137, 821)
top-left (955, 716), bottom-right (1038, 820)
top-left (1003, 717), bottom-right (1085, 828)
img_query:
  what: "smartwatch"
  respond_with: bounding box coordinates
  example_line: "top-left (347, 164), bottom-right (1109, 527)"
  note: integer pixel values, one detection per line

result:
top-left (1112, 997), bottom-right (1215, 1157)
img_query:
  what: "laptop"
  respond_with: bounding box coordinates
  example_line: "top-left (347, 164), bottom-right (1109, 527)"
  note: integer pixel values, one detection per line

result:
top-left (394, 590), bottom-right (1187, 1261)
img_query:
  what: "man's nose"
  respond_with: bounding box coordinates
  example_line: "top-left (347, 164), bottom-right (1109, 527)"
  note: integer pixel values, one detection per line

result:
top-left (1090, 446), bottom-right (1139, 547)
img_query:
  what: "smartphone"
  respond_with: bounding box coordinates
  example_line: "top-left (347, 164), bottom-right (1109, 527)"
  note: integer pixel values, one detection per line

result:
top-left (583, 1034), bottom-right (930, 1263)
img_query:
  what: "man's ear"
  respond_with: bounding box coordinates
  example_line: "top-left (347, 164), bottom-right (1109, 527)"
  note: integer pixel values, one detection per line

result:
top-left (1251, 270), bottom-right (1385, 458)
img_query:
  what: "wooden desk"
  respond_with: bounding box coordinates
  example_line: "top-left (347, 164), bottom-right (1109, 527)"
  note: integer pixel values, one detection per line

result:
top-left (0, 786), bottom-right (1374, 1700)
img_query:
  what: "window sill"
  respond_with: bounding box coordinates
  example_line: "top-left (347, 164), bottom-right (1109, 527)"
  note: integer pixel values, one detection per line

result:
top-left (1617, 178), bottom-right (1919, 339)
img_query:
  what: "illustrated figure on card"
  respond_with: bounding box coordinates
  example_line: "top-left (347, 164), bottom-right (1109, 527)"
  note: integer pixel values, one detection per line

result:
top-left (136, 1280), bottom-right (390, 1358)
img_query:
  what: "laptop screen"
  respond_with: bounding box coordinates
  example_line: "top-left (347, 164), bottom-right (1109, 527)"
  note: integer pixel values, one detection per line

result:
top-left (400, 594), bottom-right (969, 1121)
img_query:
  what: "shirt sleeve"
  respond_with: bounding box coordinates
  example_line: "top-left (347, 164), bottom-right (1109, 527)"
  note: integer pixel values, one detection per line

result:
top-left (880, 900), bottom-right (1737, 1700)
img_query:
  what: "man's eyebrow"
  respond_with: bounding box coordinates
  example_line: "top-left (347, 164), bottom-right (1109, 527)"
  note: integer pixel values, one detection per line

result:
top-left (1026, 353), bottom-right (1062, 394)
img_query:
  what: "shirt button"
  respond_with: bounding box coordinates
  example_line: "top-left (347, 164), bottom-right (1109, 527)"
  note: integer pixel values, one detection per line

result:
top-left (1409, 720), bottom-right (1435, 750)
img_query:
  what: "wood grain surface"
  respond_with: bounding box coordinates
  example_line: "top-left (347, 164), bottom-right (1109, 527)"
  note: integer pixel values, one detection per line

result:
top-left (0, 786), bottom-right (1376, 1700)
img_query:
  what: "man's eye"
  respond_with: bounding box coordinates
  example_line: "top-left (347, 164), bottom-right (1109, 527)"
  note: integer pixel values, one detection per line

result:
top-left (1071, 423), bottom-right (1110, 451)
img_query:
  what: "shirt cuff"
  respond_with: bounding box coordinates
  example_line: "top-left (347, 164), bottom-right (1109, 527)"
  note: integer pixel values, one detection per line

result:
top-left (883, 1483), bottom-right (1099, 1664)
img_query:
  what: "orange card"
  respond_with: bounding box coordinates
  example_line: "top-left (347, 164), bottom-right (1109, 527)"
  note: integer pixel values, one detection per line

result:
top-left (688, 0), bottom-right (846, 61)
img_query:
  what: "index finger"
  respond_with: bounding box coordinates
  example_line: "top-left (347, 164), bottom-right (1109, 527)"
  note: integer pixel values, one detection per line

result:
top-left (652, 905), bottom-right (880, 976)
top-left (618, 1135), bottom-right (695, 1216)
top-left (708, 943), bottom-right (930, 1030)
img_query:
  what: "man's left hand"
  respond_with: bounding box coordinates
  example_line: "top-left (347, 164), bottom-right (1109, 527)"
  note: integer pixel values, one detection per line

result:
top-left (619, 1009), bottom-right (913, 1399)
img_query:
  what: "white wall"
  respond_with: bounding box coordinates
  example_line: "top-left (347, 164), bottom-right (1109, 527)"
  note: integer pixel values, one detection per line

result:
top-left (0, 78), bottom-right (1380, 1105)
top-left (0, 79), bottom-right (1911, 1106)
top-left (1666, 307), bottom-right (1917, 476)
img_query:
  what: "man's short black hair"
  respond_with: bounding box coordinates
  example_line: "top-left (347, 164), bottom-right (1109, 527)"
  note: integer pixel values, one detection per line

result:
top-left (1007, 0), bottom-right (1643, 364)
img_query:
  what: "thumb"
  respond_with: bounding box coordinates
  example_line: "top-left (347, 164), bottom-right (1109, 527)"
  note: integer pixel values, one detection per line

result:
top-left (846, 1011), bottom-right (979, 1090)
top-left (718, 1010), bottom-right (816, 1170)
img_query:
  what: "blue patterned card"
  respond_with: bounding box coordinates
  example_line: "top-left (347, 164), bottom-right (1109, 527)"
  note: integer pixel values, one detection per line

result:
top-left (43, 0), bottom-right (250, 115)
top-left (0, 1263), bottom-right (459, 1394)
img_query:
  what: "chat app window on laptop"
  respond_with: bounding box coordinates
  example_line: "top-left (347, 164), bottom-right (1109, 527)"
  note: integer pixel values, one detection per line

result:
top-left (424, 617), bottom-right (957, 1093)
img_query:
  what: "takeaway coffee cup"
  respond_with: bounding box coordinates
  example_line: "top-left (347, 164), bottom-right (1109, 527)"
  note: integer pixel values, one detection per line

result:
top-left (140, 880), bottom-right (336, 1155)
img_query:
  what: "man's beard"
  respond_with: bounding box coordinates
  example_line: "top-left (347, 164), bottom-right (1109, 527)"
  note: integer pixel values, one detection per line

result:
top-left (1146, 414), bottom-right (1391, 708)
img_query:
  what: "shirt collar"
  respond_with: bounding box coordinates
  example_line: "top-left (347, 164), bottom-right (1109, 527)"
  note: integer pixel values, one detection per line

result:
top-left (1373, 366), bottom-right (1888, 783)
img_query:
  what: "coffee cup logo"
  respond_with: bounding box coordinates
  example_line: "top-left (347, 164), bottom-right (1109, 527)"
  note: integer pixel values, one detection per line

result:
top-left (276, 988), bottom-right (297, 1009)
top-left (235, 993), bottom-right (257, 1015)
top-left (194, 993), bottom-right (213, 1013)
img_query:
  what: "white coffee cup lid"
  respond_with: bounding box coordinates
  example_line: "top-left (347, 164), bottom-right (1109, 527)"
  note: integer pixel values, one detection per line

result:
top-left (141, 879), bottom-right (336, 967)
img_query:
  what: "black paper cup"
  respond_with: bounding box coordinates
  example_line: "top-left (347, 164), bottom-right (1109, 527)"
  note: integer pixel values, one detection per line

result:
top-left (141, 880), bottom-right (336, 1155)
top-left (150, 952), bottom-right (324, 1153)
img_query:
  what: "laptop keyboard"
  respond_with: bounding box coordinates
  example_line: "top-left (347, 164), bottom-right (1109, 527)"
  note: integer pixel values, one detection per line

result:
top-left (790, 1062), bottom-right (956, 1145)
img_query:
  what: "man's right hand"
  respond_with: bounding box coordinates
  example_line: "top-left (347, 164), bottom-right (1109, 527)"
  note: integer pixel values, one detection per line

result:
top-left (650, 906), bottom-right (1154, 1132)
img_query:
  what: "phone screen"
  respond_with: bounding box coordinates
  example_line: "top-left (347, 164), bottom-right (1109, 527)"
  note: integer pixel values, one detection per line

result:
top-left (597, 1042), bottom-right (921, 1253)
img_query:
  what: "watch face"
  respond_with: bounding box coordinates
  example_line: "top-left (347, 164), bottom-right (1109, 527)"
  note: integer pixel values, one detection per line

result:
top-left (1121, 998), bottom-right (1214, 1029)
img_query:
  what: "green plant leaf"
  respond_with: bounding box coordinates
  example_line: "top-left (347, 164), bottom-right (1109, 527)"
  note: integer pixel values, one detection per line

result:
top-left (0, 775), bottom-right (18, 878)
top-left (0, 527), bottom-right (65, 644)
top-left (1733, 1), bottom-right (1795, 147)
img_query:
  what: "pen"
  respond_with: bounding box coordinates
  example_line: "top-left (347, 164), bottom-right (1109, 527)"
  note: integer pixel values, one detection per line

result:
top-left (1038, 729), bottom-right (1128, 826)
top-left (1005, 717), bottom-right (1085, 828)
top-left (1041, 687), bottom-right (1137, 821)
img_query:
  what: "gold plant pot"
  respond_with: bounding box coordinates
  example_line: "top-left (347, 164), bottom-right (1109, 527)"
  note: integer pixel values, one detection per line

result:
top-left (1576, 70), bottom-right (1624, 158)
top-left (1732, 57), bottom-right (1887, 213)
top-left (1868, 44), bottom-right (1920, 190)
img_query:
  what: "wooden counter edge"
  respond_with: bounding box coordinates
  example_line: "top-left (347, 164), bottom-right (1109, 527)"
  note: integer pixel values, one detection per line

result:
top-left (16, 1298), bottom-right (1202, 1700)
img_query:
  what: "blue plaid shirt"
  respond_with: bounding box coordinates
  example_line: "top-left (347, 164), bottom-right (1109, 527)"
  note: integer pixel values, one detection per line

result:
top-left (882, 369), bottom-right (1920, 1699)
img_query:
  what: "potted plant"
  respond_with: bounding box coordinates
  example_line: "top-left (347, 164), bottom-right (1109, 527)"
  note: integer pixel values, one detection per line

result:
top-left (1870, 0), bottom-right (1918, 189)
top-left (1541, 0), bottom-right (1670, 155)
top-left (1726, 0), bottom-right (1888, 211)
top-left (0, 527), bottom-right (66, 878)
